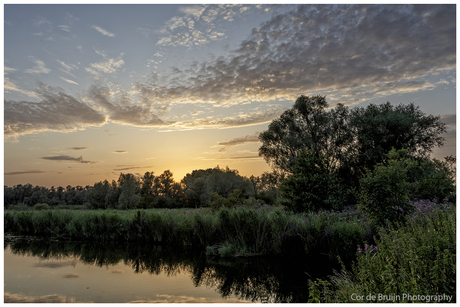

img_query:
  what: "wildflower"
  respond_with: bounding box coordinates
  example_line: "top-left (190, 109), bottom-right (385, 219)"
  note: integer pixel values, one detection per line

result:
top-left (357, 247), bottom-right (362, 254)
top-left (375, 246), bottom-right (378, 251)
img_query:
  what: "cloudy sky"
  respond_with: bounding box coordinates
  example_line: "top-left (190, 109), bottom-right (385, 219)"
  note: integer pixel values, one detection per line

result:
top-left (4, 4), bottom-right (456, 187)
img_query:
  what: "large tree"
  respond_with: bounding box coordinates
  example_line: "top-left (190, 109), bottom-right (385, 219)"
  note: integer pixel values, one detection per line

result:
top-left (259, 95), bottom-right (448, 208)
top-left (259, 95), bottom-right (353, 175)
top-left (349, 102), bottom-right (447, 177)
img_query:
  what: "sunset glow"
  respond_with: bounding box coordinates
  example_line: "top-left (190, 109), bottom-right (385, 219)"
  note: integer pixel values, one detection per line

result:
top-left (4, 4), bottom-right (456, 187)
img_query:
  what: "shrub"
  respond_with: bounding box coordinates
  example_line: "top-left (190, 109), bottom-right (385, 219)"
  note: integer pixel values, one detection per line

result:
top-left (33, 203), bottom-right (50, 211)
top-left (209, 189), bottom-right (244, 210)
top-left (358, 148), bottom-right (414, 226)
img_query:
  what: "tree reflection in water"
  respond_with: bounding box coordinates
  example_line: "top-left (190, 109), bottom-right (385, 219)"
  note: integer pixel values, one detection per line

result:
top-left (5, 238), bottom-right (339, 303)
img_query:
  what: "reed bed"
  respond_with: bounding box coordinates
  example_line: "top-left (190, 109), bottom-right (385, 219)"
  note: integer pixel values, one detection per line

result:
top-left (5, 204), bottom-right (375, 259)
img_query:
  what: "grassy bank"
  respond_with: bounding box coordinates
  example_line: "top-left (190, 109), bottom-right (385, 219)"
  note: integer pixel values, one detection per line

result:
top-left (308, 200), bottom-right (456, 302)
top-left (5, 200), bottom-right (452, 265)
top-left (4, 204), bottom-right (374, 260)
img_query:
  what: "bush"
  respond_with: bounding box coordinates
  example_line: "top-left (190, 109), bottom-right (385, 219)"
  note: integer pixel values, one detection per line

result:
top-left (280, 150), bottom-right (345, 213)
top-left (359, 148), bottom-right (455, 227)
top-left (406, 156), bottom-right (456, 201)
top-left (209, 189), bottom-right (244, 210)
top-left (34, 203), bottom-right (50, 211)
top-left (358, 148), bottom-right (414, 226)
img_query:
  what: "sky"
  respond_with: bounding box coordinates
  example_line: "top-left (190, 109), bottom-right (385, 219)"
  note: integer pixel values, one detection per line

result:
top-left (3, 4), bottom-right (457, 188)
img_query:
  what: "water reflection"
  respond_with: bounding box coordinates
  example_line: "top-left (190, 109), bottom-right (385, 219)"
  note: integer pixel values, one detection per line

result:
top-left (4, 292), bottom-right (77, 303)
top-left (5, 238), bottom-right (339, 303)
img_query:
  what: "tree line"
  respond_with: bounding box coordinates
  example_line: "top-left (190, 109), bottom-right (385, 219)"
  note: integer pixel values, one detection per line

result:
top-left (5, 95), bottom-right (456, 214)
top-left (4, 166), bottom-right (278, 210)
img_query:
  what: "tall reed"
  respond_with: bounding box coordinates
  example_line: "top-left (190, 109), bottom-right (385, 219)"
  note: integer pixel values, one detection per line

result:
top-left (5, 205), bottom-right (375, 259)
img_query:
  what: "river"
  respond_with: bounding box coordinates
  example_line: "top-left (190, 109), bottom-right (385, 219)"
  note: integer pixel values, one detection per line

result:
top-left (4, 237), bottom-right (339, 303)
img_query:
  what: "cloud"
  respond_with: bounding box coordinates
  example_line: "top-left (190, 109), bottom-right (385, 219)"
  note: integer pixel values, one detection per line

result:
top-left (57, 60), bottom-right (79, 78)
top-left (129, 294), bottom-right (249, 303)
top-left (91, 25), bottom-right (115, 37)
top-left (440, 114), bottom-right (456, 126)
top-left (68, 147), bottom-right (87, 151)
top-left (218, 132), bottom-right (261, 151)
top-left (157, 4), bottom-right (254, 48)
top-left (152, 4), bottom-right (455, 106)
top-left (58, 25), bottom-right (70, 32)
top-left (33, 260), bottom-right (78, 268)
top-left (4, 5), bottom-right (455, 138)
top-left (215, 155), bottom-right (261, 160)
top-left (165, 108), bottom-right (285, 131)
top-left (5, 170), bottom-right (46, 176)
top-left (4, 67), bottom-right (39, 98)
top-left (4, 83), bottom-right (106, 139)
top-left (88, 85), bottom-right (171, 127)
top-left (114, 150), bottom-right (127, 153)
top-left (4, 293), bottom-right (76, 304)
top-left (111, 269), bottom-right (123, 273)
top-left (114, 166), bottom-right (153, 171)
top-left (62, 273), bottom-right (79, 278)
top-left (60, 76), bottom-right (78, 85)
top-left (86, 56), bottom-right (124, 76)
top-left (24, 57), bottom-right (50, 75)
top-left (41, 155), bottom-right (97, 164)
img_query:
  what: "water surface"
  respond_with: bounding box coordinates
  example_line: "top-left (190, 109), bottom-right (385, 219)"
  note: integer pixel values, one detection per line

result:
top-left (4, 238), bottom-right (338, 303)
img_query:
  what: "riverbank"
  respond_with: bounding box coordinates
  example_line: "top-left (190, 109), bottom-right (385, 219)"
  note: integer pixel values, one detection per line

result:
top-left (308, 200), bottom-right (456, 303)
top-left (5, 204), bottom-right (374, 262)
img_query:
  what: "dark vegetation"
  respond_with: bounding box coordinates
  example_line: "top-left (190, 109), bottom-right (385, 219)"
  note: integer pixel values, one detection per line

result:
top-left (4, 96), bottom-right (456, 302)
top-left (4, 166), bottom-right (270, 210)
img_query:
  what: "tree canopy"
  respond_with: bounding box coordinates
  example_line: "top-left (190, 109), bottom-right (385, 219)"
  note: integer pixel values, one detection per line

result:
top-left (259, 95), bottom-right (447, 186)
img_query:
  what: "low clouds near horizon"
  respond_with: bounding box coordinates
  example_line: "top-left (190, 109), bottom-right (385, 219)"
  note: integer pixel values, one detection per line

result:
top-left (41, 155), bottom-right (97, 164)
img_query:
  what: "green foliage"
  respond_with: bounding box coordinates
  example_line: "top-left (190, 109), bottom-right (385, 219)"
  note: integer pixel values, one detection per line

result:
top-left (118, 174), bottom-right (141, 210)
top-left (86, 180), bottom-right (110, 209)
top-left (33, 203), bottom-right (50, 211)
top-left (5, 205), bottom-right (376, 261)
top-left (218, 242), bottom-right (236, 257)
top-left (358, 148), bottom-right (414, 226)
top-left (359, 148), bottom-right (455, 227)
top-left (280, 150), bottom-right (346, 213)
top-left (209, 189), bottom-right (243, 210)
top-left (259, 96), bottom-right (448, 207)
top-left (259, 95), bottom-right (353, 174)
top-left (308, 204), bottom-right (456, 302)
top-left (405, 156), bottom-right (456, 201)
top-left (349, 102), bottom-right (447, 179)
top-left (250, 171), bottom-right (285, 205)
top-left (182, 166), bottom-right (255, 207)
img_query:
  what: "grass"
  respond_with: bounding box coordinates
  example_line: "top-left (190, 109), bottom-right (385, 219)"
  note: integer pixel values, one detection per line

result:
top-left (4, 204), bottom-right (374, 260)
top-left (308, 199), bottom-right (456, 302)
